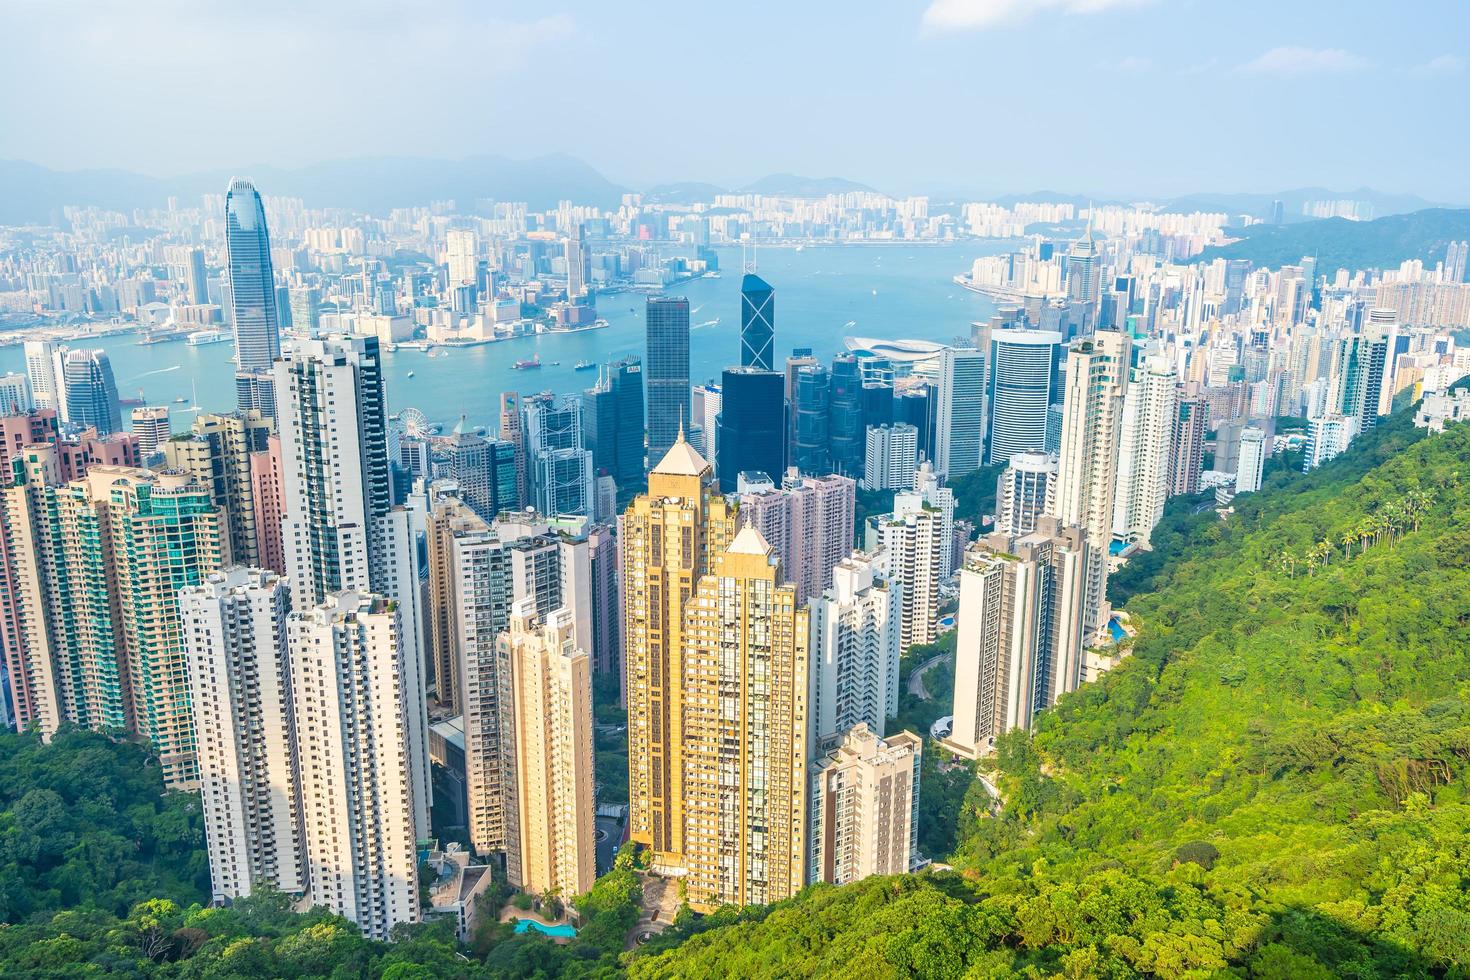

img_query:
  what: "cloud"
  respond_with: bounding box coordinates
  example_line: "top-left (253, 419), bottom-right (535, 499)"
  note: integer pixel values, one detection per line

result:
top-left (1108, 55), bottom-right (1152, 73)
top-left (921, 0), bottom-right (1151, 32)
top-left (1411, 54), bottom-right (1465, 76)
top-left (1238, 46), bottom-right (1369, 76)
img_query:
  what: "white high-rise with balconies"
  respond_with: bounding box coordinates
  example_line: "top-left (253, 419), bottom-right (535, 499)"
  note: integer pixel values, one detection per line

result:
top-left (809, 551), bottom-right (902, 751)
top-left (181, 567), bottom-right (304, 904)
top-left (1112, 351), bottom-right (1178, 548)
top-left (289, 591), bottom-right (421, 941)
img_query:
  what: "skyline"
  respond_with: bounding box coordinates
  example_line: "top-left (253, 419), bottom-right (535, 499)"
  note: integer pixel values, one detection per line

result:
top-left (0, 1), bottom-right (1466, 201)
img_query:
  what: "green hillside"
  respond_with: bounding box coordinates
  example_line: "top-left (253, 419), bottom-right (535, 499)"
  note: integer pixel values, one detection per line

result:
top-left (629, 403), bottom-right (1470, 976)
top-left (1190, 207), bottom-right (1470, 272)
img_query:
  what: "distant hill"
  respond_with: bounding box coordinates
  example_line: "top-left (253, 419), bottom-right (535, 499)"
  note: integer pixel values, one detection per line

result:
top-left (1189, 207), bottom-right (1470, 271)
top-left (1163, 186), bottom-right (1443, 222)
top-left (0, 154), bottom-right (629, 223)
top-left (642, 181), bottom-right (728, 205)
top-left (737, 173), bottom-right (876, 197)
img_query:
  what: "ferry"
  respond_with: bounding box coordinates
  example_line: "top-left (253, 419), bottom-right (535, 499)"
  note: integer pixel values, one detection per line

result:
top-left (513, 355), bottom-right (542, 370)
top-left (186, 329), bottom-right (230, 346)
top-left (574, 359), bottom-right (597, 371)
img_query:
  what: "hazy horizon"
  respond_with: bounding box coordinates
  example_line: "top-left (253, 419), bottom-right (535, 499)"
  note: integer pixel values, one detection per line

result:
top-left (1, 0), bottom-right (1467, 201)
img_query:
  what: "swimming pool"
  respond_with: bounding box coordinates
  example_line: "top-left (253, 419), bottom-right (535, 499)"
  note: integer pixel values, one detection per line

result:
top-left (514, 919), bottom-right (577, 938)
top-left (1107, 618), bottom-right (1127, 643)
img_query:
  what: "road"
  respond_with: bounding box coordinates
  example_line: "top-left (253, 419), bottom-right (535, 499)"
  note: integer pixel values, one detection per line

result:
top-left (908, 652), bottom-right (952, 701)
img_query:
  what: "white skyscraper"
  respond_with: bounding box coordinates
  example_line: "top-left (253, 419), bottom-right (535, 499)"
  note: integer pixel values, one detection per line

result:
top-left (1235, 426), bottom-right (1267, 494)
top-left (862, 424), bottom-right (918, 492)
top-left (446, 229), bottom-right (479, 288)
top-left (1111, 351), bottom-right (1178, 547)
top-left (1303, 414), bottom-right (1358, 472)
top-left (181, 567), bottom-right (304, 904)
top-left (996, 452), bottom-right (1056, 536)
top-left (929, 347), bottom-right (986, 478)
top-left (289, 591), bottom-right (421, 941)
top-left (23, 340), bottom-right (59, 412)
top-left (869, 495), bottom-right (944, 652)
top-left (808, 725), bottom-right (921, 886)
top-left (912, 460), bottom-right (957, 577)
top-left (809, 551), bottom-right (902, 751)
top-left (274, 334), bottom-right (430, 840)
top-left (0, 373), bottom-right (33, 415)
top-left (1049, 331), bottom-right (1129, 639)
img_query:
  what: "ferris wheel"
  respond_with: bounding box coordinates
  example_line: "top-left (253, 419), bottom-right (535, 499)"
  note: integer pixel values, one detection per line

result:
top-left (396, 407), bottom-right (435, 439)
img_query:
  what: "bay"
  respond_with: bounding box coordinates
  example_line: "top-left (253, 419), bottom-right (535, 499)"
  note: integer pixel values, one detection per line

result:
top-left (0, 242), bottom-right (1005, 431)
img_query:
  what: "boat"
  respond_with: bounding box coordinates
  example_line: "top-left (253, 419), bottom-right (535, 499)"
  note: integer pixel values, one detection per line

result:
top-left (574, 359), bottom-right (597, 371)
top-left (186, 329), bottom-right (230, 346)
top-left (173, 396), bottom-right (187, 403)
top-left (551, 361), bottom-right (560, 366)
top-left (513, 355), bottom-right (542, 370)
top-left (406, 371), bottom-right (415, 378)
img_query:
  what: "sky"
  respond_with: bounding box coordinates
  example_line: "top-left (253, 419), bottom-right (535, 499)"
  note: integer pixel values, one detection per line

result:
top-left (1, 0), bottom-right (1467, 201)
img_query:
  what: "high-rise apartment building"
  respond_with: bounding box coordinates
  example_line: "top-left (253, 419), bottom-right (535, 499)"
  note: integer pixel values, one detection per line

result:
top-left (23, 340), bottom-right (59, 412)
top-left (810, 551), bottom-right (901, 749)
top-left (109, 469), bottom-right (224, 787)
top-left (162, 410), bottom-right (271, 568)
top-left (1112, 352), bottom-right (1178, 548)
top-left (0, 374), bottom-right (33, 416)
top-left (867, 495), bottom-right (944, 652)
top-left (224, 179), bottom-right (282, 417)
top-left (996, 451), bottom-right (1057, 536)
top-left (621, 435), bottom-right (738, 870)
top-left (1168, 399), bottom-right (1208, 497)
top-left (502, 603), bottom-right (595, 897)
top-left (946, 519), bottom-right (1086, 759)
top-left (737, 470), bottom-right (857, 605)
top-left (1235, 426), bottom-right (1267, 494)
top-left (646, 297), bottom-right (691, 466)
top-left (680, 525), bottom-right (809, 911)
top-left (181, 567), bottom-right (304, 903)
top-left (249, 434), bottom-right (286, 575)
top-left (288, 591), bottom-right (421, 941)
top-left (1049, 331), bottom-right (1128, 639)
top-left (808, 725), bottom-right (921, 885)
top-left (739, 273), bottom-right (775, 371)
top-left (1303, 414), bottom-right (1358, 472)
top-left (274, 334), bottom-right (429, 837)
top-left (498, 392), bottom-right (528, 510)
top-left (446, 230), bottom-right (479, 289)
top-left (130, 406), bottom-right (171, 457)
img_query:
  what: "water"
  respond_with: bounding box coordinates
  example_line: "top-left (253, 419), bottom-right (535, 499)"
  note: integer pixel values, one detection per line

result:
top-left (513, 919), bottom-right (577, 938)
top-left (0, 243), bottom-right (1005, 431)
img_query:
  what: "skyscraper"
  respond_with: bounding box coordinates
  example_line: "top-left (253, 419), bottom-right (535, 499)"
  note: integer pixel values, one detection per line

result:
top-left (996, 452), bottom-right (1057, 537)
top-left (565, 223), bottom-right (590, 301)
top-left (60, 349), bottom-right (121, 434)
top-left (499, 392), bottom-right (528, 510)
top-left (446, 229), bottom-right (479, 289)
top-left (621, 435), bottom-right (738, 870)
top-left (23, 340), bottom-right (59, 412)
top-left (162, 410), bottom-right (271, 568)
top-left (288, 591), bottom-right (421, 941)
top-left (185, 247), bottom-right (209, 305)
top-left (737, 471), bottom-right (856, 605)
top-left (739, 273), bottom-right (775, 371)
top-left (181, 567), bottom-right (304, 903)
top-left (868, 494), bottom-right (944, 651)
top-left (808, 725), bottom-right (920, 886)
top-left (249, 434), bottom-right (286, 575)
top-left (946, 519), bottom-right (1086, 759)
top-left (930, 347), bottom-right (986, 477)
top-left (130, 406), bottom-right (171, 456)
top-left (791, 363), bottom-right (831, 475)
top-left (1168, 399), bottom-right (1208, 497)
top-left (985, 329), bottom-right (1063, 465)
top-left (109, 470), bottom-right (224, 788)
top-left (223, 178), bottom-right (282, 375)
top-left (680, 525), bottom-right (809, 911)
top-left (583, 356), bottom-right (645, 487)
top-left (525, 394), bottom-right (594, 517)
top-left (1111, 352), bottom-right (1178, 548)
top-left (862, 424), bottom-right (918, 491)
top-left (501, 603), bottom-right (596, 897)
top-left (1235, 426), bottom-right (1267, 494)
top-left (443, 419), bottom-right (518, 523)
top-left (646, 297), bottom-right (691, 466)
top-left (810, 551), bottom-right (902, 749)
top-left (716, 367), bottom-right (784, 492)
top-left (1049, 331), bottom-right (1128, 639)
top-left (827, 354), bottom-right (865, 476)
top-left (274, 335), bottom-right (429, 835)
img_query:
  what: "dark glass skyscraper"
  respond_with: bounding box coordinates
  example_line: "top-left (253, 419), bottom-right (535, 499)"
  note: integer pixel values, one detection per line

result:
top-left (791, 363), bottom-right (830, 475)
top-left (61, 349), bottom-right (120, 435)
top-left (739, 273), bottom-right (775, 371)
top-left (585, 356), bottom-right (645, 486)
top-left (224, 178), bottom-right (282, 374)
top-left (828, 354), bottom-right (864, 477)
top-left (716, 367), bottom-right (784, 492)
top-left (645, 297), bottom-right (690, 466)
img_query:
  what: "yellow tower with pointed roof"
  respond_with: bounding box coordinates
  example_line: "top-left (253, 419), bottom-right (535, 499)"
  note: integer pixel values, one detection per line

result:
top-left (621, 431), bottom-right (737, 870)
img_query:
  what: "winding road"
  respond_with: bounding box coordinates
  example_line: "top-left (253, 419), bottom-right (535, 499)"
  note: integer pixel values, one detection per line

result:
top-left (908, 652), bottom-right (952, 701)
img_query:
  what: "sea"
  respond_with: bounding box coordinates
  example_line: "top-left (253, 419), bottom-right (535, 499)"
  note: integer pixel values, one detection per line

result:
top-left (0, 242), bottom-right (1007, 432)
